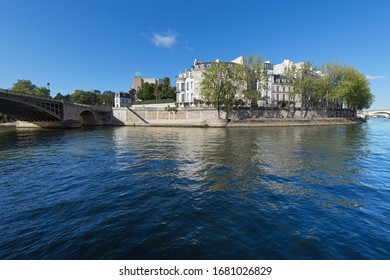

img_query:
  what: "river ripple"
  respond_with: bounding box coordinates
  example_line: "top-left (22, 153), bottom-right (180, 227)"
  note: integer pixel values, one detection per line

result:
top-left (0, 119), bottom-right (389, 259)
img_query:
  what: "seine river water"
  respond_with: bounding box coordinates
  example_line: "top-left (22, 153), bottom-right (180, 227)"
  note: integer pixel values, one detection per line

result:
top-left (0, 119), bottom-right (389, 259)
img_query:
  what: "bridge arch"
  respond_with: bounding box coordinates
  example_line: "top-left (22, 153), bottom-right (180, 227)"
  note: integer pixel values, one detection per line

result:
top-left (0, 89), bottom-right (62, 121)
top-left (371, 111), bottom-right (390, 118)
top-left (79, 110), bottom-right (97, 126)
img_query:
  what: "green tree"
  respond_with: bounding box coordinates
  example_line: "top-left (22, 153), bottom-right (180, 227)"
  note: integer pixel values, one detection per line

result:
top-left (69, 90), bottom-right (100, 105)
top-left (317, 63), bottom-right (374, 111)
top-left (54, 92), bottom-right (70, 101)
top-left (284, 62), bottom-right (320, 113)
top-left (238, 54), bottom-right (269, 107)
top-left (316, 63), bottom-right (348, 109)
top-left (37, 86), bottom-right (50, 97)
top-left (134, 78), bottom-right (176, 101)
top-left (159, 77), bottom-right (172, 99)
top-left (335, 66), bottom-right (373, 110)
top-left (161, 77), bottom-right (177, 100)
top-left (11, 79), bottom-right (36, 93)
top-left (99, 91), bottom-right (115, 106)
top-left (11, 79), bottom-right (50, 97)
top-left (153, 82), bottom-right (160, 100)
top-left (138, 82), bottom-right (155, 100)
top-left (167, 86), bottom-right (176, 100)
top-left (201, 61), bottom-right (239, 119)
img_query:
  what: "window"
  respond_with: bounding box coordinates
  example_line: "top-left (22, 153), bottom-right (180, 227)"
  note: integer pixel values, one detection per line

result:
top-left (186, 82), bottom-right (189, 90)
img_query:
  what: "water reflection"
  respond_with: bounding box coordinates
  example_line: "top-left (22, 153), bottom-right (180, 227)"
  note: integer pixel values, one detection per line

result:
top-left (110, 124), bottom-right (370, 212)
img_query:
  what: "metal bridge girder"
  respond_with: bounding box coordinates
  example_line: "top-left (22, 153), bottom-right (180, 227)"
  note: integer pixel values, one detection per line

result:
top-left (0, 89), bottom-right (63, 121)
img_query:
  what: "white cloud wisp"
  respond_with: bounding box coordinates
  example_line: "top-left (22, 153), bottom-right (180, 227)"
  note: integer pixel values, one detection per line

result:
top-left (151, 33), bottom-right (178, 48)
top-left (366, 75), bottom-right (387, 80)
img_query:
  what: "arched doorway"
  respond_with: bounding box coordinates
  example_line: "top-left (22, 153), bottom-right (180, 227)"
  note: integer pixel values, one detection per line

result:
top-left (80, 110), bottom-right (97, 126)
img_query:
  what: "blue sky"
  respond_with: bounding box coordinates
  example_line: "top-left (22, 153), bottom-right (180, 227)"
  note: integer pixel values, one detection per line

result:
top-left (0, 0), bottom-right (389, 109)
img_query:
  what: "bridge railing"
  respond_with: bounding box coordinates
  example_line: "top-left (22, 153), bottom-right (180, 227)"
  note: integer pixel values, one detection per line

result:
top-left (0, 88), bottom-right (61, 103)
top-left (1, 88), bottom-right (112, 112)
top-left (63, 100), bottom-right (112, 112)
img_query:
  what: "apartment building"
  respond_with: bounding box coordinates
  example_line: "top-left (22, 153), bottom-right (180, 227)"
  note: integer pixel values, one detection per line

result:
top-left (176, 59), bottom-right (212, 104)
top-left (175, 57), bottom-right (305, 108)
top-left (176, 56), bottom-right (245, 105)
top-left (272, 59), bottom-right (305, 107)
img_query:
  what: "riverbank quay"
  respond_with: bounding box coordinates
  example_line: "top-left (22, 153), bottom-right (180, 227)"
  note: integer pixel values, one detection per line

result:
top-left (112, 106), bottom-right (362, 128)
top-left (227, 117), bottom-right (363, 127)
top-left (0, 120), bottom-right (82, 128)
top-left (1, 107), bottom-right (361, 128)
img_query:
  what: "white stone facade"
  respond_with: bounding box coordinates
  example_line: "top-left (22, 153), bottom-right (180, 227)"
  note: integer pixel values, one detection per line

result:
top-left (176, 57), bottom-right (244, 105)
top-left (115, 92), bottom-right (132, 107)
top-left (175, 57), bottom-right (305, 108)
top-left (176, 59), bottom-right (210, 104)
top-left (273, 59), bottom-right (304, 75)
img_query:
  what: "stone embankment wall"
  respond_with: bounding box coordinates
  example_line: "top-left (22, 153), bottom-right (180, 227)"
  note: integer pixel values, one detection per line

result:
top-left (230, 107), bottom-right (356, 119)
top-left (112, 106), bottom-right (359, 127)
top-left (112, 107), bottom-right (226, 127)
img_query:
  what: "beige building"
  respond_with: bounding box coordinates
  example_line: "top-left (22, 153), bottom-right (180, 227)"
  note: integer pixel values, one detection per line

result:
top-left (271, 59), bottom-right (305, 108)
top-left (132, 76), bottom-right (163, 91)
top-left (176, 56), bottom-right (244, 105)
top-left (175, 57), bottom-right (306, 108)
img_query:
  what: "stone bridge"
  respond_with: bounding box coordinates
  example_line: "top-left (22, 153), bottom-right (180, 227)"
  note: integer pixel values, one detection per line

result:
top-left (0, 88), bottom-right (113, 127)
top-left (358, 109), bottom-right (390, 119)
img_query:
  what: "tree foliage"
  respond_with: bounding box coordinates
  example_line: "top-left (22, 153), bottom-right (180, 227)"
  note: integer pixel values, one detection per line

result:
top-left (8, 79), bottom-right (123, 107)
top-left (283, 62), bottom-right (374, 110)
top-left (11, 79), bottom-right (50, 97)
top-left (136, 77), bottom-right (176, 101)
top-left (160, 77), bottom-right (176, 100)
top-left (323, 64), bottom-right (373, 110)
top-left (137, 82), bottom-right (155, 100)
top-left (201, 61), bottom-right (239, 118)
top-left (100, 91), bottom-right (115, 107)
top-left (68, 90), bottom-right (114, 106)
top-left (238, 54), bottom-right (269, 107)
top-left (54, 92), bottom-right (70, 101)
top-left (283, 62), bottom-right (320, 109)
